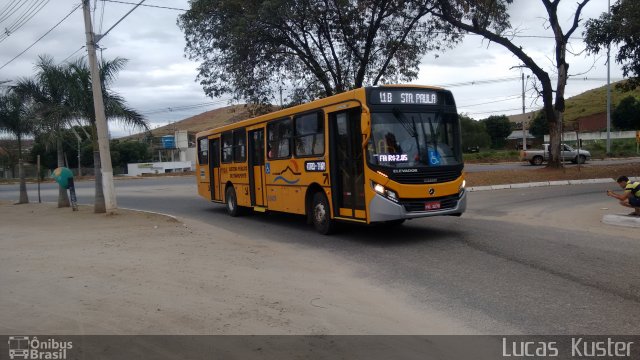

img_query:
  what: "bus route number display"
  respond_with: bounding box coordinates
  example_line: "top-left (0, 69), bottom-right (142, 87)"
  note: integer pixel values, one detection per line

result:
top-left (373, 90), bottom-right (438, 105)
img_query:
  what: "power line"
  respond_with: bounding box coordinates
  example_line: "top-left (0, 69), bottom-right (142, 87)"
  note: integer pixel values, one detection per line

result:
top-left (0, 3), bottom-right (81, 71)
top-left (142, 99), bottom-right (231, 115)
top-left (59, 46), bottom-right (86, 64)
top-left (465, 107), bottom-right (523, 116)
top-left (0, 0), bottom-right (51, 43)
top-left (102, 0), bottom-right (187, 11)
top-left (0, 0), bottom-right (25, 23)
top-left (458, 94), bottom-right (521, 108)
top-left (437, 77), bottom-right (520, 88)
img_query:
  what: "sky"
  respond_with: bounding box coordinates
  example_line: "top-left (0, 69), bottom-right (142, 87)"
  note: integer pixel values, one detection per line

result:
top-left (0, 0), bottom-right (625, 138)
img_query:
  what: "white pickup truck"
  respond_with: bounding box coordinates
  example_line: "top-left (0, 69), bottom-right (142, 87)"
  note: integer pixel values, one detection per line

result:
top-left (519, 143), bottom-right (591, 165)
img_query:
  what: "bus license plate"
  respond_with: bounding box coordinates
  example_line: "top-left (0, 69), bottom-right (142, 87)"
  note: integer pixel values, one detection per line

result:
top-left (425, 201), bottom-right (441, 210)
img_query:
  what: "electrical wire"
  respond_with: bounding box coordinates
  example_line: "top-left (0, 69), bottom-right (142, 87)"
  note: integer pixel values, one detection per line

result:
top-left (142, 98), bottom-right (232, 115)
top-left (0, 3), bottom-right (81, 71)
top-left (102, 0), bottom-right (187, 11)
top-left (0, 0), bottom-right (51, 43)
top-left (59, 46), bottom-right (86, 64)
top-left (0, 0), bottom-right (25, 23)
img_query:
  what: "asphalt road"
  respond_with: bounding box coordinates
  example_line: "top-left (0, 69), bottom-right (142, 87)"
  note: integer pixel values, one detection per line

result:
top-left (1, 176), bottom-right (639, 334)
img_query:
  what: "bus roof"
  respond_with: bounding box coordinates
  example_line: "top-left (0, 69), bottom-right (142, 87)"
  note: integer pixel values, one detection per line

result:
top-left (195, 85), bottom-right (448, 139)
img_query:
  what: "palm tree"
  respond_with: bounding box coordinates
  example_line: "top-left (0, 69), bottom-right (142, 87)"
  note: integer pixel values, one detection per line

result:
top-left (0, 89), bottom-right (35, 204)
top-left (66, 56), bottom-right (148, 213)
top-left (14, 56), bottom-right (75, 208)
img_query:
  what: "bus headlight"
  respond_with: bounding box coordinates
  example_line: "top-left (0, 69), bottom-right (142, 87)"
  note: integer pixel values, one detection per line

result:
top-left (372, 181), bottom-right (398, 202)
top-left (459, 179), bottom-right (466, 195)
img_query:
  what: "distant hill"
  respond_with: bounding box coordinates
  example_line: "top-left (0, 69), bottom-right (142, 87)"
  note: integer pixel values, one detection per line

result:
top-left (563, 80), bottom-right (640, 123)
top-left (120, 105), bottom-right (254, 140)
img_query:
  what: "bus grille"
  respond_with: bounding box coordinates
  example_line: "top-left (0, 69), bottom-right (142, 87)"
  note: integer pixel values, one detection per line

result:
top-left (400, 194), bottom-right (459, 212)
top-left (387, 165), bottom-right (463, 184)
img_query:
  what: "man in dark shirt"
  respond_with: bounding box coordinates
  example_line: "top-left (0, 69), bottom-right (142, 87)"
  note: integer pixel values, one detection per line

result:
top-left (607, 175), bottom-right (640, 216)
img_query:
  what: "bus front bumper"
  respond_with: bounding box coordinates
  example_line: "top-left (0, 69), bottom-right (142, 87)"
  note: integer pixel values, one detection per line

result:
top-left (368, 190), bottom-right (467, 222)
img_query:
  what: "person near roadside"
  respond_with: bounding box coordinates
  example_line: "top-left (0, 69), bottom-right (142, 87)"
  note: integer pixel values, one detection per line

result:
top-left (606, 175), bottom-right (640, 216)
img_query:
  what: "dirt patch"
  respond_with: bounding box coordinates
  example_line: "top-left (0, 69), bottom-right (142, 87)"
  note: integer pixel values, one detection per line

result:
top-left (0, 202), bottom-right (473, 335)
top-left (466, 163), bottom-right (639, 187)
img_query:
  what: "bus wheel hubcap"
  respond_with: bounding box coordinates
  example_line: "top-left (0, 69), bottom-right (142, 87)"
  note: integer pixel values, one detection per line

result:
top-left (315, 204), bottom-right (326, 224)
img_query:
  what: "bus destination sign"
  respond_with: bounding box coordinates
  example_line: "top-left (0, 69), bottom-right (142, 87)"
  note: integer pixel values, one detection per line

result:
top-left (371, 89), bottom-right (438, 105)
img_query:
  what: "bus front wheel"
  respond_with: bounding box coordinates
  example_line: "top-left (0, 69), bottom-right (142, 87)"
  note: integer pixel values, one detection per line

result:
top-left (312, 192), bottom-right (335, 235)
top-left (225, 186), bottom-right (240, 217)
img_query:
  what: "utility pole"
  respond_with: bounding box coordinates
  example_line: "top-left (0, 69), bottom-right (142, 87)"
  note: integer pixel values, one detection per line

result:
top-left (606, 0), bottom-right (612, 156)
top-left (82, 0), bottom-right (117, 212)
top-left (521, 72), bottom-right (527, 150)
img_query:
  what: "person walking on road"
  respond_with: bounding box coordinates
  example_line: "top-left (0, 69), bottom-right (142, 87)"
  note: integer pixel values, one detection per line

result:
top-left (607, 175), bottom-right (640, 216)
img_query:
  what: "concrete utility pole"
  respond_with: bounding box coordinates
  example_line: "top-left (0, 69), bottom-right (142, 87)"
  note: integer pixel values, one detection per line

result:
top-left (82, 0), bottom-right (117, 212)
top-left (521, 72), bottom-right (527, 150)
top-left (606, 0), bottom-right (612, 156)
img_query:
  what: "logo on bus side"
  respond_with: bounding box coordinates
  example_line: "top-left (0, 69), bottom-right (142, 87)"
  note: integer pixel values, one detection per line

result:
top-left (273, 160), bottom-right (301, 185)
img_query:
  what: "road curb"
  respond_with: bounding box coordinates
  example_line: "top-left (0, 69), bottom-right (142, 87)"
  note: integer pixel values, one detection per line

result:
top-left (602, 214), bottom-right (640, 228)
top-left (468, 177), bottom-right (639, 192)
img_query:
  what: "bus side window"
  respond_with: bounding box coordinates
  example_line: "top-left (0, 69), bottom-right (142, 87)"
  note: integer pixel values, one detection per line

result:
top-left (294, 112), bottom-right (324, 157)
top-left (198, 137), bottom-right (208, 165)
top-left (233, 129), bottom-right (246, 162)
top-left (267, 118), bottom-right (292, 159)
top-left (222, 131), bottom-right (233, 163)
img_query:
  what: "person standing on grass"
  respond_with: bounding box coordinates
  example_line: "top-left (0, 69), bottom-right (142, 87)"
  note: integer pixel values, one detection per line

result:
top-left (607, 176), bottom-right (640, 216)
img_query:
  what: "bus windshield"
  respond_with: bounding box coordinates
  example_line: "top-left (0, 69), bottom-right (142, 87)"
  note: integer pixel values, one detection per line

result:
top-left (366, 110), bottom-right (461, 168)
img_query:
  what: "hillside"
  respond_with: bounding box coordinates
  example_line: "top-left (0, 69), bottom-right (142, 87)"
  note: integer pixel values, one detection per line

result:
top-left (121, 105), bottom-right (254, 140)
top-left (563, 80), bottom-right (640, 123)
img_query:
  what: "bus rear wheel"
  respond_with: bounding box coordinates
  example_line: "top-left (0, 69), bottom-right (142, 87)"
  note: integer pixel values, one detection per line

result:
top-left (312, 192), bottom-right (335, 235)
top-left (225, 186), bottom-right (240, 217)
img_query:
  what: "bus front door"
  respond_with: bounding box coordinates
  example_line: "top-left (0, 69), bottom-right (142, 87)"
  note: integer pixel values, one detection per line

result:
top-left (330, 109), bottom-right (366, 220)
top-left (248, 129), bottom-right (266, 207)
top-left (209, 137), bottom-right (221, 201)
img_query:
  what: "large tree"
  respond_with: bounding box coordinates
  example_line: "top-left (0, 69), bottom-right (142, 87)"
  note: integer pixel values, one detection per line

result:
top-left (482, 115), bottom-right (512, 149)
top-left (431, 0), bottom-right (590, 168)
top-left (612, 95), bottom-right (640, 130)
top-left (0, 89), bottom-right (34, 204)
top-left (178, 0), bottom-right (460, 106)
top-left (460, 114), bottom-right (490, 150)
top-left (584, 0), bottom-right (640, 90)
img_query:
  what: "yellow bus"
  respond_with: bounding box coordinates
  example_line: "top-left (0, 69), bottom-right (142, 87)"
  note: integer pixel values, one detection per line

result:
top-left (195, 85), bottom-right (466, 234)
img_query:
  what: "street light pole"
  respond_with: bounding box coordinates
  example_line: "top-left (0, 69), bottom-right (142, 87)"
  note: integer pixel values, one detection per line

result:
top-left (82, 0), bottom-right (117, 212)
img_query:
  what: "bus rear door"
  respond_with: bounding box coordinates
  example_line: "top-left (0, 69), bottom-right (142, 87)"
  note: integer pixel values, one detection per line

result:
top-left (209, 137), bottom-right (221, 201)
top-left (329, 109), bottom-right (366, 220)
top-left (248, 128), bottom-right (266, 207)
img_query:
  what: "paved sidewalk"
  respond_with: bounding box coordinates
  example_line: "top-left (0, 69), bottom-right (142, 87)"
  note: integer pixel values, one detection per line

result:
top-left (468, 176), bottom-right (640, 229)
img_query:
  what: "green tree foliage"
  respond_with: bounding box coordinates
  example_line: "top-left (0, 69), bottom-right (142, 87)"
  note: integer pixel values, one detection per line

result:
top-left (110, 140), bottom-right (152, 169)
top-left (431, 0), bottom-right (591, 167)
top-left (584, 0), bottom-right (640, 90)
top-left (31, 129), bottom-right (151, 172)
top-left (0, 89), bottom-right (35, 203)
top-left (482, 115), bottom-right (512, 149)
top-left (612, 96), bottom-right (640, 130)
top-left (178, 0), bottom-right (460, 106)
top-left (459, 114), bottom-right (490, 150)
top-left (529, 111), bottom-right (548, 139)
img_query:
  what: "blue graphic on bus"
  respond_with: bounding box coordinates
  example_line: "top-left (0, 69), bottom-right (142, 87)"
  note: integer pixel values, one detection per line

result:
top-left (265, 163), bottom-right (271, 174)
top-left (428, 149), bottom-right (441, 166)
